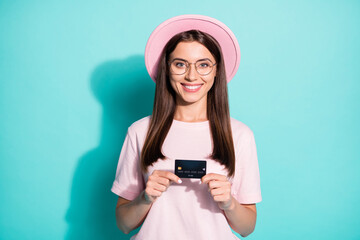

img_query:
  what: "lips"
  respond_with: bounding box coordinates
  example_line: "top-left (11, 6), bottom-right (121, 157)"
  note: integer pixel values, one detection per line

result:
top-left (181, 83), bottom-right (203, 92)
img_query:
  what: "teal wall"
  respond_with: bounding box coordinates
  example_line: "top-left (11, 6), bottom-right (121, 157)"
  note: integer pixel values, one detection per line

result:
top-left (1, 0), bottom-right (359, 239)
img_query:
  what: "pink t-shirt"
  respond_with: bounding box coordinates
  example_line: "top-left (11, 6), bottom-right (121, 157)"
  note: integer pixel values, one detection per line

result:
top-left (111, 116), bottom-right (262, 240)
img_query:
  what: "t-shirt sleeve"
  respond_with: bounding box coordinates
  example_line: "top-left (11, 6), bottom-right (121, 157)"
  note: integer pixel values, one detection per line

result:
top-left (231, 129), bottom-right (262, 204)
top-left (111, 127), bottom-right (145, 201)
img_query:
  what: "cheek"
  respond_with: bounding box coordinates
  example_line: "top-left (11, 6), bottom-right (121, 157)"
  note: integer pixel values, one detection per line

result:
top-left (209, 70), bottom-right (217, 86)
top-left (205, 68), bottom-right (216, 85)
top-left (208, 79), bottom-right (215, 90)
top-left (169, 76), bottom-right (181, 91)
top-left (170, 74), bottom-right (183, 82)
top-left (205, 74), bottom-right (216, 86)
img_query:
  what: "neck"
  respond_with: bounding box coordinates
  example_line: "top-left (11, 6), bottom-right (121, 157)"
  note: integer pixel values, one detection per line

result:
top-left (174, 97), bottom-right (208, 122)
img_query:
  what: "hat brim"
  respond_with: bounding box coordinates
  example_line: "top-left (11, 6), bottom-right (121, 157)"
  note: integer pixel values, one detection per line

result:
top-left (145, 15), bottom-right (240, 83)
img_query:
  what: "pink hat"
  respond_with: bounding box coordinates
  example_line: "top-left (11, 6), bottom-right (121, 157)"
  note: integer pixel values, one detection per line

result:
top-left (145, 14), bottom-right (240, 83)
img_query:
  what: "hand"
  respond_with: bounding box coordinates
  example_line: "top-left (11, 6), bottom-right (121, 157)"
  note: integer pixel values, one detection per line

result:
top-left (201, 173), bottom-right (234, 210)
top-left (143, 170), bottom-right (182, 204)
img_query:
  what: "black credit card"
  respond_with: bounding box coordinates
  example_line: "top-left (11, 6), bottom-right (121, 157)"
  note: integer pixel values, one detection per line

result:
top-left (175, 159), bottom-right (207, 179)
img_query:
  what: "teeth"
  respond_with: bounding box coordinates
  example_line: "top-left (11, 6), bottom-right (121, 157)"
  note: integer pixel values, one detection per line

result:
top-left (183, 85), bottom-right (201, 90)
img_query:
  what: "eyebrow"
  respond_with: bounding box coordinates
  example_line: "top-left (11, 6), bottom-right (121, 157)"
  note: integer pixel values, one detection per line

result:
top-left (171, 57), bottom-right (212, 62)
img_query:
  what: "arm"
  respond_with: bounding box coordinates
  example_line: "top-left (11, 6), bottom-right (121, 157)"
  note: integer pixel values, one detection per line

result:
top-left (115, 192), bottom-right (152, 234)
top-left (223, 199), bottom-right (257, 237)
top-left (115, 170), bottom-right (182, 234)
top-left (201, 173), bottom-right (257, 237)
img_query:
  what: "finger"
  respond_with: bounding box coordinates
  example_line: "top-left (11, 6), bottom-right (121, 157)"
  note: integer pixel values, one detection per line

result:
top-left (149, 181), bottom-right (167, 192)
top-left (210, 187), bottom-right (230, 196)
top-left (148, 174), bottom-right (170, 187)
top-left (213, 194), bottom-right (232, 203)
top-left (208, 180), bottom-right (224, 189)
top-left (145, 188), bottom-right (162, 198)
top-left (147, 179), bottom-right (166, 192)
top-left (208, 180), bottom-right (231, 190)
top-left (210, 188), bottom-right (224, 196)
top-left (157, 177), bottom-right (171, 187)
top-left (155, 170), bottom-right (182, 184)
top-left (201, 173), bottom-right (227, 184)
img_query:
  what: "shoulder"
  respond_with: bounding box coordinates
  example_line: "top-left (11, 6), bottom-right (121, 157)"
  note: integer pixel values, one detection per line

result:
top-left (127, 116), bottom-right (151, 139)
top-left (230, 117), bottom-right (254, 135)
top-left (129, 116), bottom-right (151, 130)
top-left (230, 117), bottom-right (255, 143)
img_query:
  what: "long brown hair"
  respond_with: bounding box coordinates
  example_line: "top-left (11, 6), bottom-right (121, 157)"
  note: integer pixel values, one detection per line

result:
top-left (141, 30), bottom-right (235, 177)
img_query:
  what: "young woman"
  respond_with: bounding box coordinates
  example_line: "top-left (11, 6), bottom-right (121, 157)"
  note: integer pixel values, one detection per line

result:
top-left (111, 15), bottom-right (262, 240)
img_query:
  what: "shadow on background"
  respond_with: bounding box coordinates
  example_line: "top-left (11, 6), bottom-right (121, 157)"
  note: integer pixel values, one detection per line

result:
top-left (65, 55), bottom-right (154, 239)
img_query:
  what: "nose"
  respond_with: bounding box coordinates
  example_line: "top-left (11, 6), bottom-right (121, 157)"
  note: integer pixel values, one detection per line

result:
top-left (185, 63), bottom-right (197, 81)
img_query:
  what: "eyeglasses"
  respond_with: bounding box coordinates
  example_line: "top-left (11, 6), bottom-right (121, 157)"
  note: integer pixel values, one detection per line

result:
top-left (169, 58), bottom-right (217, 76)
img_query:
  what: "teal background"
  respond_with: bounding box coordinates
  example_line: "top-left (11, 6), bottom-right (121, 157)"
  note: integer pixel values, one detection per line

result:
top-left (1, 0), bottom-right (359, 239)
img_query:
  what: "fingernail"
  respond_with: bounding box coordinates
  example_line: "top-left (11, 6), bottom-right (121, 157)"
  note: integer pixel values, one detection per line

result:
top-left (178, 179), bottom-right (182, 184)
top-left (199, 180), bottom-right (202, 184)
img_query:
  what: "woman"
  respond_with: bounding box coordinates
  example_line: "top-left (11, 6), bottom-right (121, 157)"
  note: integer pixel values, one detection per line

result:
top-left (111, 15), bottom-right (262, 240)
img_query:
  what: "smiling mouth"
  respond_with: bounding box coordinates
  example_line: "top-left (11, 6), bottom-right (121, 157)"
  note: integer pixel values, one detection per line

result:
top-left (181, 83), bottom-right (203, 91)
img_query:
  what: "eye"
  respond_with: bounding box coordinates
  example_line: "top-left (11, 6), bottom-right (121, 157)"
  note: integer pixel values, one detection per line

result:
top-left (173, 60), bottom-right (186, 68)
top-left (197, 61), bottom-right (211, 69)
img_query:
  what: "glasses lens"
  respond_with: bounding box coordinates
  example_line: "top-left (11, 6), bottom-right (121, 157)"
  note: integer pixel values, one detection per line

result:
top-left (170, 60), bottom-right (187, 75)
top-left (196, 60), bottom-right (214, 75)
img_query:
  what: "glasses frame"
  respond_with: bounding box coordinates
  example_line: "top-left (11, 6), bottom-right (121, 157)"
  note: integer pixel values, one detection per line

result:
top-left (168, 58), bottom-right (217, 76)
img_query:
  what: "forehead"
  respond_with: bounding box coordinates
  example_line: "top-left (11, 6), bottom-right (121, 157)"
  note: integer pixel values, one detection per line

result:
top-left (169, 41), bottom-right (215, 62)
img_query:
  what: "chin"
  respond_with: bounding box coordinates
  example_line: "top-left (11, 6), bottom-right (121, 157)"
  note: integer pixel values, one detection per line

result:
top-left (178, 94), bottom-right (206, 105)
